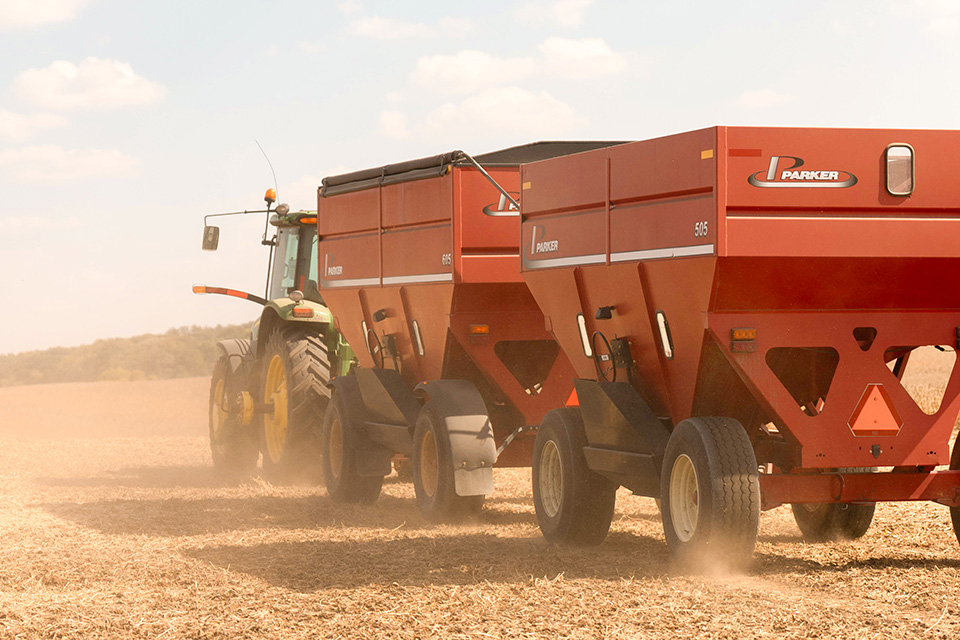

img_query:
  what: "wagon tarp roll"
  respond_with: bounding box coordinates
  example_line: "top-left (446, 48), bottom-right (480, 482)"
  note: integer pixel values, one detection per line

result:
top-left (319, 142), bottom-right (629, 197)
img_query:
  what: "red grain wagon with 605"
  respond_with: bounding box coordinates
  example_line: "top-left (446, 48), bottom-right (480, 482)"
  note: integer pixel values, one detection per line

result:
top-left (520, 126), bottom-right (960, 567)
top-left (314, 143), bottom-right (621, 520)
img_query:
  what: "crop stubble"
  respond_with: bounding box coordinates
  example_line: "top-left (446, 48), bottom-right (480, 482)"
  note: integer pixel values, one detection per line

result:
top-left (0, 361), bottom-right (959, 639)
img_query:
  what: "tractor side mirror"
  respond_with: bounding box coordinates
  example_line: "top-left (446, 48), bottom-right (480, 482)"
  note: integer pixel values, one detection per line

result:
top-left (202, 225), bottom-right (220, 251)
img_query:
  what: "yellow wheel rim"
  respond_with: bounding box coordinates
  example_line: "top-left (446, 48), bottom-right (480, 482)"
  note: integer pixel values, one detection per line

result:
top-left (419, 429), bottom-right (439, 498)
top-left (328, 415), bottom-right (343, 480)
top-left (211, 378), bottom-right (228, 448)
top-left (263, 354), bottom-right (288, 464)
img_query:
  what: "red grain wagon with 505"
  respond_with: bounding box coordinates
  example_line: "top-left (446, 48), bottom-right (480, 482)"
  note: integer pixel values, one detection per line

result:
top-left (314, 143), bottom-right (621, 519)
top-left (520, 126), bottom-right (960, 566)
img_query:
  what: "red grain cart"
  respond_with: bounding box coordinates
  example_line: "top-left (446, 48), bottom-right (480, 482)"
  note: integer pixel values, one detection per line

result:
top-left (520, 126), bottom-right (960, 566)
top-left (315, 143), bottom-right (621, 519)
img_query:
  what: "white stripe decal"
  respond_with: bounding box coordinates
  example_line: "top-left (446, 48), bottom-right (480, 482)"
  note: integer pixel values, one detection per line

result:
top-left (321, 276), bottom-right (380, 289)
top-left (525, 253), bottom-right (607, 269)
top-left (382, 272), bottom-right (453, 286)
top-left (610, 244), bottom-right (714, 262)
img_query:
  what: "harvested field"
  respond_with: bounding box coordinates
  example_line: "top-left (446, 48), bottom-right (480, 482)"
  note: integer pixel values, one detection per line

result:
top-left (1, 376), bottom-right (960, 639)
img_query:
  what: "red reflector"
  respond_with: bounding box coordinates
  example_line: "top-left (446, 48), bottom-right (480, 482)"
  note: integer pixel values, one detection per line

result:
top-left (292, 307), bottom-right (314, 318)
top-left (565, 387), bottom-right (579, 407)
top-left (469, 324), bottom-right (490, 335)
top-left (731, 340), bottom-right (757, 353)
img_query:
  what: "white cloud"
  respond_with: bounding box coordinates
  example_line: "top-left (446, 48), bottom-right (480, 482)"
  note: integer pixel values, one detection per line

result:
top-left (14, 57), bottom-right (165, 110)
top-left (436, 17), bottom-right (473, 37)
top-left (539, 37), bottom-right (626, 79)
top-left (349, 16), bottom-right (434, 39)
top-left (0, 145), bottom-right (139, 181)
top-left (0, 213), bottom-right (82, 231)
top-left (515, 0), bottom-right (594, 28)
top-left (298, 41), bottom-right (324, 54)
top-left (338, 0), bottom-right (361, 14)
top-left (733, 89), bottom-right (794, 110)
top-left (379, 111), bottom-right (410, 139)
top-left (0, 110), bottom-right (67, 141)
top-left (421, 87), bottom-right (583, 140)
top-left (348, 15), bottom-right (472, 39)
top-left (411, 38), bottom-right (624, 94)
top-left (282, 175), bottom-right (324, 210)
top-left (0, 0), bottom-right (93, 29)
top-left (412, 50), bottom-right (537, 95)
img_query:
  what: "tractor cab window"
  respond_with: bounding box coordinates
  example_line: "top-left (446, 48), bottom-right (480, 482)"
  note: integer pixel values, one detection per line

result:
top-left (269, 226), bottom-right (300, 299)
top-left (305, 229), bottom-right (322, 303)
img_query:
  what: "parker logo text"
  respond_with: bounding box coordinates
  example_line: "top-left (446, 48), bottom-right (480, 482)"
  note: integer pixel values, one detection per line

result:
top-left (324, 254), bottom-right (343, 276)
top-left (529, 225), bottom-right (559, 255)
top-left (748, 156), bottom-right (857, 188)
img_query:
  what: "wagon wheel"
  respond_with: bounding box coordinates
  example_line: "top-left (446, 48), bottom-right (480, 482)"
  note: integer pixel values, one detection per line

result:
top-left (660, 417), bottom-right (760, 570)
top-left (949, 440), bottom-right (960, 546)
top-left (411, 402), bottom-right (484, 521)
top-left (320, 382), bottom-right (384, 504)
top-left (591, 331), bottom-right (616, 382)
top-left (791, 468), bottom-right (877, 542)
top-left (532, 408), bottom-right (618, 545)
top-left (366, 328), bottom-right (385, 369)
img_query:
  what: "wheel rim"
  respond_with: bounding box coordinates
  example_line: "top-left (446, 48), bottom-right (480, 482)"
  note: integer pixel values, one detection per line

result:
top-left (263, 354), bottom-right (288, 464)
top-left (669, 454), bottom-right (699, 542)
top-left (211, 378), bottom-right (227, 453)
top-left (419, 429), bottom-right (439, 498)
top-left (538, 439), bottom-right (563, 518)
top-left (328, 415), bottom-right (343, 480)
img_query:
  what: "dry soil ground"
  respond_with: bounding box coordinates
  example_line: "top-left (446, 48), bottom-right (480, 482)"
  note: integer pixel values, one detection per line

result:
top-left (1, 368), bottom-right (960, 639)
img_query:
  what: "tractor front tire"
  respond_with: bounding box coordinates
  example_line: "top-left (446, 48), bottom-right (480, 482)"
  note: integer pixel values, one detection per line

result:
top-left (660, 417), bottom-right (760, 570)
top-left (209, 356), bottom-right (258, 480)
top-left (411, 402), bottom-right (484, 522)
top-left (320, 384), bottom-right (384, 504)
top-left (532, 408), bottom-right (618, 546)
top-left (260, 326), bottom-right (331, 484)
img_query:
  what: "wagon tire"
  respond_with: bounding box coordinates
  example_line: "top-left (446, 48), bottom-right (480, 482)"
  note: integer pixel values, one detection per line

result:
top-left (260, 326), bottom-right (330, 484)
top-left (411, 402), bottom-right (484, 522)
top-left (320, 386), bottom-right (383, 504)
top-left (532, 408), bottom-right (618, 546)
top-left (791, 468), bottom-right (877, 542)
top-left (949, 441), bottom-right (960, 547)
top-left (660, 417), bottom-right (760, 570)
top-left (209, 356), bottom-right (258, 481)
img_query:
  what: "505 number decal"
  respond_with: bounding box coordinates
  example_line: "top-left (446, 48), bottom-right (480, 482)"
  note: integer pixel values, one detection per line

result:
top-left (694, 221), bottom-right (709, 238)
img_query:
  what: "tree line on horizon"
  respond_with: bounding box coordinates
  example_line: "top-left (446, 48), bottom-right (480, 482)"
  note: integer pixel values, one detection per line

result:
top-left (0, 324), bottom-right (252, 387)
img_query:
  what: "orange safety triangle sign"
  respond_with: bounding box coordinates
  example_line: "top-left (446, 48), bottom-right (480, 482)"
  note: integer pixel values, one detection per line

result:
top-left (849, 383), bottom-right (902, 437)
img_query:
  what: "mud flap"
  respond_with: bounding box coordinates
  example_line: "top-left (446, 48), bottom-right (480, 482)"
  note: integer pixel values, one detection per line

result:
top-left (415, 380), bottom-right (497, 496)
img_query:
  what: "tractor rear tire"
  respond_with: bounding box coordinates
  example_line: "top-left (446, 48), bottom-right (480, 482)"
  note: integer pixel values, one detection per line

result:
top-left (209, 356), bottom-right (258, 480)
top-left (532, 408), bottom-right (618, 546)
top-left (411, 402), bottom-right (484, 522)
top-left (791, 469), bottom-right (877, 542)
top-left (260, 326), bottom-right (331, 484)
top-left (660, 417), bottom-right (760, 570)
top-left (320, 384), bottom-right (384, 504)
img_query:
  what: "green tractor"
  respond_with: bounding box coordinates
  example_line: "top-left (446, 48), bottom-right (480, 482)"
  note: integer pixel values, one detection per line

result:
top-left (195, 189), bottom-right (355, 482)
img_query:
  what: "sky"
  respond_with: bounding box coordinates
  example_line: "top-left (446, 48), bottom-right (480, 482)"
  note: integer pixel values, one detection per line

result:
top-left (1, 0), bottom-right (960, 354)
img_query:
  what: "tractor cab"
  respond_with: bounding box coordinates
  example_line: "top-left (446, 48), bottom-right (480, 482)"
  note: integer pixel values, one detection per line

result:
top-left (267, 210), bottom-right (322, 305)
